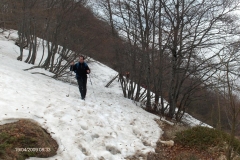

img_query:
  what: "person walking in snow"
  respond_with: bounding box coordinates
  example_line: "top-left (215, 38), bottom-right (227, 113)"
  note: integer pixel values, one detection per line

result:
top-left (70, 55), bottom-right (90, 100)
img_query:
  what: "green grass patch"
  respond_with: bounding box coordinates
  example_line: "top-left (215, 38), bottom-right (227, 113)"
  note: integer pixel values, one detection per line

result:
top-left (0, 132), bottom-right (13, 155)
top-left (174, 126), bottom-right (240, 154)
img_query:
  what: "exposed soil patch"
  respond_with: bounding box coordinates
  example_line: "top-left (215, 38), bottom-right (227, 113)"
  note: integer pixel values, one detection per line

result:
top-left (0, 119), bottom-right (58, 160)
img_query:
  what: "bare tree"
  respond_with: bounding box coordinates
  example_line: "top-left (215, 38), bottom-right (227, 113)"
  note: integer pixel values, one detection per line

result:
top-left (216, 42), bottom-right (240, 159)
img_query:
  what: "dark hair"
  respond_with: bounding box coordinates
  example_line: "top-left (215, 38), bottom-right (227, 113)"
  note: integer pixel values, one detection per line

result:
top-left (79, 55), bottom-right (85, 60)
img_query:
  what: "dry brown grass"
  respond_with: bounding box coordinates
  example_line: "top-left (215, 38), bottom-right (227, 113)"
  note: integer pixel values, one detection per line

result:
top-left (0, 119), bottom-right (58, 160)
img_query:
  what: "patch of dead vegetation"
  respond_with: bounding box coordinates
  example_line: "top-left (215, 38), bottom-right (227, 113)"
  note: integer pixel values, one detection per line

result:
top-left (0, 119), bottom-right (58, 160)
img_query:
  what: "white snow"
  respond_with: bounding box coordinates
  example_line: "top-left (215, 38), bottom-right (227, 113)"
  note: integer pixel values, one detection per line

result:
top-left (0, 30), bottom-right (162, 160)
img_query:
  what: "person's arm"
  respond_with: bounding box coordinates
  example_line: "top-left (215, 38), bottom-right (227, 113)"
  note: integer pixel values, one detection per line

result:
top-left (86, 65), bottom-right (90, 74)
top-left (70, 62), bottom-right (76, 71)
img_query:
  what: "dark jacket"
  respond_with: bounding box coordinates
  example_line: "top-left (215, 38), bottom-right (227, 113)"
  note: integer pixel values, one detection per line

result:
top-left (70, 62), bottom-right (90, 79)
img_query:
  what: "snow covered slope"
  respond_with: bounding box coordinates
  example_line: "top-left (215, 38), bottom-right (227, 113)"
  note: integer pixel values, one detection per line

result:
top-left (0, 30), bottom-right (162, 159)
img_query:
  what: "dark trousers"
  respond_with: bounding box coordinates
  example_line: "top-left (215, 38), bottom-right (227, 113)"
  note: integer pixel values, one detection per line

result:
top-left (77, 77), bottom-right (87, 99)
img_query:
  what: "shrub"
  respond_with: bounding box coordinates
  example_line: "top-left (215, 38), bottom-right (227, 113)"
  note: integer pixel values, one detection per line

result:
top-left (174, 126), bottom-right (240, 153)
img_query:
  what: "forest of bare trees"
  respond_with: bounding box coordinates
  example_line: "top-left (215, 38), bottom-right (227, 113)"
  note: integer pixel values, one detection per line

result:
top-left (0, 0), bottom-right (115, 77)
top-left (97, 0), bottom-right (240, 126)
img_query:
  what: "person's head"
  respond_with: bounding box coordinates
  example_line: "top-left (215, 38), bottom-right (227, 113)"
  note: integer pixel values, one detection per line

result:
top-left (79, 55), bottom-right (85, 63)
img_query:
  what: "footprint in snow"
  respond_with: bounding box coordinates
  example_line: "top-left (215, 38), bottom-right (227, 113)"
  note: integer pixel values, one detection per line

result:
top-left (80, 124), bottom-right (88, 130)
top-left (78, 144), bottom-right (90, 156)
top-left (106, 145), bottom-right (121, 155)
top-left (91, 134), bottom-right (100, 140)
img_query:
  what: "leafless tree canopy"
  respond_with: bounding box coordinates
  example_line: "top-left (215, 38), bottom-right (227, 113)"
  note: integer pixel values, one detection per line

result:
top-left (0, 0), bottom-right (114, 78)
top-left (97, 0), bottom-right (240, 120)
